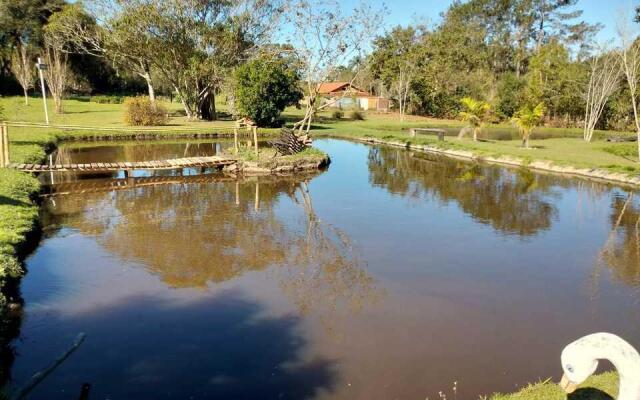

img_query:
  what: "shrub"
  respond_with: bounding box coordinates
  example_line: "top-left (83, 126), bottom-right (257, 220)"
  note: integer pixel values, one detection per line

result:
top-left (234, 55), bottom-right (303, 127)
top-left (123, 97), bottom-right (168, 126)
top-left (91, 95), bottom-right (124, 104)
top-left (350, 110), bottom-right (365, 120)
top-left (332, 110), bottom-right (344, 119)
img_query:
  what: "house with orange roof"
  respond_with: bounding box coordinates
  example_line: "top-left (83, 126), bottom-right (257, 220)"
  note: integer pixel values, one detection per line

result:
top-left (316, 82), bottom-right (390, 112)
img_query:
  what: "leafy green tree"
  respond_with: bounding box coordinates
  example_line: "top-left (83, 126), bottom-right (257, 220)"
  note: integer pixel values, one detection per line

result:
top-left (0, 0), bottom-right (65, 48)
top-left (234, 56), bottom-right (302, 127)
top-left (458, 97), bottom-right (490, 141)
top-left (511, 102), bottom-right (546, 148)
top-left (370, 26), bottom-right (424, 122)
top-left (524, 39), bottom-right (585, 123)
top-left (44, 2), bottom-right (158, 101)
top-left (496, 73), bottom-right (526, 118)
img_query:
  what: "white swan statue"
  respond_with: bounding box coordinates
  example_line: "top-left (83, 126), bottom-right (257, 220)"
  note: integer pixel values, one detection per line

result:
top-left (560, 333), bottom-right (640, 400)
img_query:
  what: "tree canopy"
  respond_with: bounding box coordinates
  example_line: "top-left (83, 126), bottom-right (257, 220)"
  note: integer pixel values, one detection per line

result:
top-left (233, 55), bottom-right (302, 127)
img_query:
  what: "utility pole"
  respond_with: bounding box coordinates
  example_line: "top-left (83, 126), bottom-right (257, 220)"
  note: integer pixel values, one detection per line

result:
top-left (36, 57), bottom-right (49, 125)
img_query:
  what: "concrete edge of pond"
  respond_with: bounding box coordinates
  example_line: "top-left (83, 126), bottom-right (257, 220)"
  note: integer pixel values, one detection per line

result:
top-left (343, 136), bottom-right (640, 189)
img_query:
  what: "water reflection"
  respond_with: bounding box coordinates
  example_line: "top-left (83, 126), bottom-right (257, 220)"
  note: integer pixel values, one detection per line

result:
top-left (10, 139), bottom-right (640, 399)
top-left (599, 193), bottom-right (640, 287)
top-left (42, 174), bottom-right (382, 318)
top-left (367, 146), bottom-right (559, 237)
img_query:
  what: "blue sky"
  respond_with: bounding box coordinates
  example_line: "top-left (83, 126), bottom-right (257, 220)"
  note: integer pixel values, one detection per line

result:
top-left (343, 0), bottom-right (638, 44)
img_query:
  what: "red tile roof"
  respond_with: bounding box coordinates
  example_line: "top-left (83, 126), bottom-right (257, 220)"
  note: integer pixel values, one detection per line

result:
top-left (317, 82), bottom-right (370, 96)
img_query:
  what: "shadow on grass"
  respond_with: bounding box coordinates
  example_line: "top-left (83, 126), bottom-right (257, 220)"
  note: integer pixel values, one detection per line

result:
top-left (569, 388), bottom-right (614, 400)
top-left (0, 195), bottom-right (30, 207)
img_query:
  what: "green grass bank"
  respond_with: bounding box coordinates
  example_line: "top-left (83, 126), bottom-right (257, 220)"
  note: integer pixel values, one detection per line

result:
top-left (487, 372), bottom-right (617, 400)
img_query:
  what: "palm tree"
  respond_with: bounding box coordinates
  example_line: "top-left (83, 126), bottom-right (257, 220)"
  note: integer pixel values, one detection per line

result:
top-left (511, 102), bottom-right (546, 149)
top-left (458, 97), bottom-right (490, 141)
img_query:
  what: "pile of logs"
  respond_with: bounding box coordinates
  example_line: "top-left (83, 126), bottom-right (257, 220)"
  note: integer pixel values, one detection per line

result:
top-left (269, 128), bottom-right (311, 155)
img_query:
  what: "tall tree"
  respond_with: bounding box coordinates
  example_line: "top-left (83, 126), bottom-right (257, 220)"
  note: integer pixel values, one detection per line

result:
top-left (370, 26), bottom-right (424, 123)
top-left (284, 0), bottom-right (383, 136)
top-left (233, 54), bottom-right (303, 127)
top-left (617, 11), bottom-right (640, 160)
top-left (583, 47), bottom-right (620, 142)
top-left (9, 43), bottom-right (34, 104)
top-left (114, 0), bottom-right (283, 120)
top-left (42, 37), bottom-right (70, 114)
top-left (45, 2), bottom-right (157, 102)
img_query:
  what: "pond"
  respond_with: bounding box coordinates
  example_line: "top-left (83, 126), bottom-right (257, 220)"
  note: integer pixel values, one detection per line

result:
top-left (4, 138), bottom-right (640, 399)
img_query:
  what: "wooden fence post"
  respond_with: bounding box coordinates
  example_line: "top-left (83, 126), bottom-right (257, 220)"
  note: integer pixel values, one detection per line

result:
top-left (253, 126), bottom-right (258, 157)
top-left (0, 124), bottom-right (4, 167)
top-left (0, 123), bottom-right (8, 168)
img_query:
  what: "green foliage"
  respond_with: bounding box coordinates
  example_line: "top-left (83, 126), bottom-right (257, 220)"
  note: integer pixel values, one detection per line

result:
top-left (511, 102), bottom-right (546, 147)
top-left (0, 169), bottom-right (40, 289)
top-left (233, 56), bottom-right (302, 127)
top-left (123, 97), bottom-right (168, 126)
top-left (496, 73), bottom-right (526, 118)
top-left (350, 110), bottom-right (365, 120)
top-left (459, 97), bottom-right (490, 128)
top-left (488, 372), bottom-right (617, 400)
top-left (332, 110), bottom-right (344, 120)
top-left (91, 95), bottom-right (124, 104)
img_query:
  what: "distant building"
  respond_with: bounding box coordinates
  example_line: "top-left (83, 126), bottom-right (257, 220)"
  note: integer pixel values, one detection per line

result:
top-left (316, 82), bottom-right (389, 112)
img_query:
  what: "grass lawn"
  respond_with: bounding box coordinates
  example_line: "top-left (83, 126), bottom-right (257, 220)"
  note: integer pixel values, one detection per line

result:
top-left (487, 372), bottom-right (618, 400)
top-left (1, 96), bottom-right (278, 165)
top-left (0, 169), bottom-right (39, 299)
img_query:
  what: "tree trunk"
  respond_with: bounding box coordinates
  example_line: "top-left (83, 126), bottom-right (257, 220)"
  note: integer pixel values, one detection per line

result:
top-left (145, 76), bottom-right (155, 104)
top-left (23, 88), bottom-right (28, 105)
top-left (199, 88), bottom-right (217, 121)
top-left (473, 127), bottom-right (478, 141)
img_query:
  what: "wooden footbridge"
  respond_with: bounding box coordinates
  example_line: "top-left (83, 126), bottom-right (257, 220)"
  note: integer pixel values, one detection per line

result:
top-left (9, 156), bottom-right (237, 173)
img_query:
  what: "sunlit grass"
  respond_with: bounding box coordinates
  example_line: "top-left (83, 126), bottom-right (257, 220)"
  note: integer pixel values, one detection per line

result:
top-left (487, 372), bottom-right (617, 400)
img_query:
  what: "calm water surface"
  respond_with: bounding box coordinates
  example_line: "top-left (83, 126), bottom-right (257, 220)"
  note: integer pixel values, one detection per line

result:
top-left (6, 139), bottom-right (640, 399)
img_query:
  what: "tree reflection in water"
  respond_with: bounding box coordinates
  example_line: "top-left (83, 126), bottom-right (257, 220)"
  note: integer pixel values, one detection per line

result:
top-left (367, 146), bottom-right (560, 237)
top-left (42, 174), bottom-right (382, 326)
top-left (278, 181), bottom-right (384, 336)
top-left (598, 192), bottom-right (640, 288)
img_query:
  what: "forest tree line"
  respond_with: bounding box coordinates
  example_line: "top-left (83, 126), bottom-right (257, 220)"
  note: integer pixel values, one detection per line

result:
top-left (3, 0), bottom-right (640, 134)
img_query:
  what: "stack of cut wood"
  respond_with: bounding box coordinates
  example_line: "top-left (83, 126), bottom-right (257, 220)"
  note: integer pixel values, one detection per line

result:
top-left (269, 128), bottom-right (311, 155)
